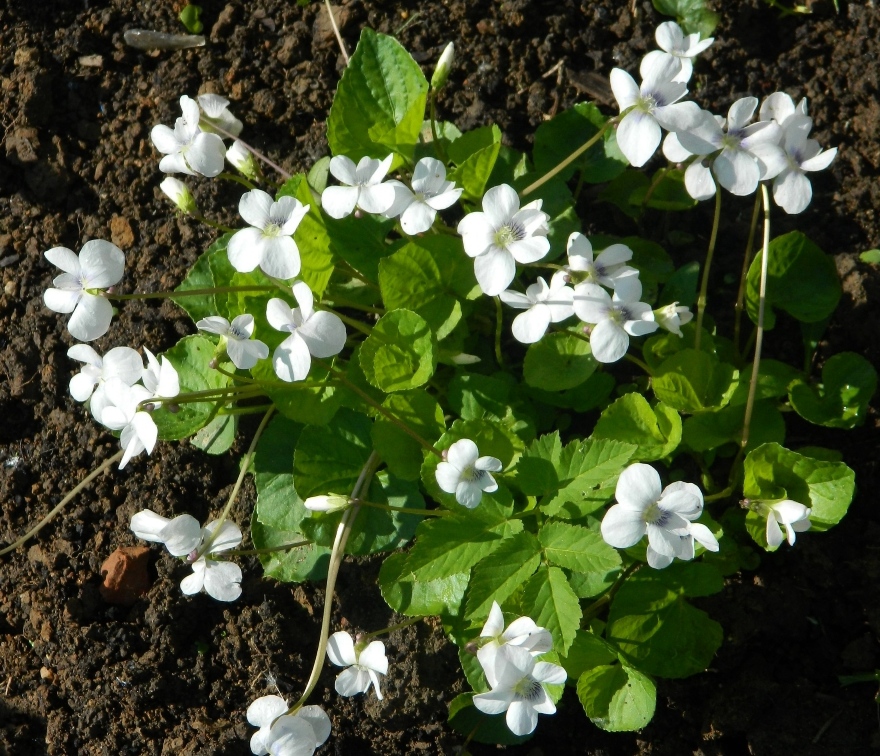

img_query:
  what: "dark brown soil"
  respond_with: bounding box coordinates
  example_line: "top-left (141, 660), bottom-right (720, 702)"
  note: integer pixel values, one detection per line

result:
top-left (0, 1), bottom-right (878, 754)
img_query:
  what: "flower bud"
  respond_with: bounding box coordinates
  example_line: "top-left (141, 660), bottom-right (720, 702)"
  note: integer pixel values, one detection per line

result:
top-left (653, 302), bottom-right (693, 337)
top-left (226, 140), bottom-right (261, 181)
top-left (431, 42), bottom-right (454, 90)
top-left (303, 494), bottom-right (350, 513)
top-left (160, 177), bottom-right (198, 215)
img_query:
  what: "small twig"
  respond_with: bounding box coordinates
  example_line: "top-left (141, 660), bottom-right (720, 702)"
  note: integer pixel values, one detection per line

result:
top-left (324, 0), bottom-right (350, 65)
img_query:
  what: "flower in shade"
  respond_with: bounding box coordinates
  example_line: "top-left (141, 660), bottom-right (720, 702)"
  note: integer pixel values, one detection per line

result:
top-left (247, 696), bottom-right (331, 756)
top-left (266, 282), bottom-right (347, 383)
top-left (600, 463), bottom-right (718, 569)
top-left (641, 21), bottom-right (714, 84)
top-left (473, 645), bottom-right (566, 736)
top-left (197, 93), bottom-right (243, 136)
top-left (150, 95), bottom-right (225, 177)
top-left (573, 283), bottom-right (658, 363)
top-left (197, 314), bottom-right (269, 370)
top-left (498, 271), bottom-right (574, 344)
top-left (653, 302), bottom-right (693, 336)
top-left (435, 438), bottom-right (502, 509)
top-left (477, 602), bottom-right (552, 687)
top-left (228, 189), bottom-right (310, 280)
top-left (43, 240), bottom-right (125, 342)
top-left (321, 155), bottom-right (396, 219)
top-left (610, 54), bottom-right (701, 167)
top-left (384, 157), bottom-right (463, 234)
top-left (457, 184), bottom-right (550, 296)
top-left (764, 499), bottom-right (812, 549)
top-left (327, 631), bottom-right (389, 699)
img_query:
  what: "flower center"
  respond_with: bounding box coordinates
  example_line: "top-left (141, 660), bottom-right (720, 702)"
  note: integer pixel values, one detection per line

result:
top-left (643, 502), bottom-right (671, 527)
top-left (720, 132), bottom-right (743, 150)
top-left (229, 324), bottom-right (248, 340)
top-left (637, 93), bottom-right (658, 113)
top-left (513, 676), bottom-right (544, 702)
top-left (494, 221), bottom-right (526, 249)
top-left (461, 465), bottom-right (487, 484)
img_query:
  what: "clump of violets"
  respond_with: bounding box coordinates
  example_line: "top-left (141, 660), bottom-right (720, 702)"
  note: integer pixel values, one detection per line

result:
top-left (150, 95), bottom-right (225, 177)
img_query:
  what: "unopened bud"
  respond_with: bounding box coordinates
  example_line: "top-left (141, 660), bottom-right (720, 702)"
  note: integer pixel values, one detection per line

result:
top-left (165, 403), bottom-right (180, 414)
top-left (226, 140), bottom-right (261, 181)
top-left (431, 42), bottom-right (455, 90)
top-left (463, 641), bottom-right (479, 656)
top-left (303, 494), bottom-right (350, 513)
top-left (159, 177), bottom-right (198, 215)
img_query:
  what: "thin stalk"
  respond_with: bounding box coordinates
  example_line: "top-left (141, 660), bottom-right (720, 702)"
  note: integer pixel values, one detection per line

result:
top-left (217, 171), bottom-right (256, 191)
top-left (640, 166), bottom-right (669, 208)
top-left (694, 187), bottom-right (722, 351)
top-left (359, 617), bottom-right (422, 642)
top-left (624, 353), bottom-right (652, 375)
top-left (227, 540), bottom-right (312, 557)
top-left (520, 119), bottom-right (616, 197)
top-left (108, 285), bottom-right (276, 301)
top-left (494, 296), bottom-right (505, 369)
top-left (290, 451), bottom-right (382, 714)
top-left (213, 364), bottom-right (335, 391)
top-left (161, 386), bottom-right (263, 405)
top-left (582, 563), bottom-right (640, 621)
top-left (733, 192), bottom-right (763, 360)
top-left (208, 122), bottom-right (292, 180)
top-left (429, 90), bottom-right (449, 164)
top-left (217, 404), bottom-right (274, 416)
top-left (354, 499), bottom-right (451, 517)
top-left (741, 185), bottom-right (772, 451)
top-left (0, 451), bottom-right (123, 556)
top-left (319, 306), bottom-right (373, 337)
top-left (191, 214), bottom-right (236, 234)
top-left (324, 0), bottom-right (350, 65)
top-left (196, 407), bottom-right (275, 559)
top-left (323, 294), bottom-right (385, 315)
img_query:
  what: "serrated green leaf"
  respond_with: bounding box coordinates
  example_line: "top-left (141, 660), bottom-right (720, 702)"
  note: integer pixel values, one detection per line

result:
top-left (327, 28), bottom-right (428, 165)
top-left (293, 408), bottom-right (372, 498)
top-left (522, 565), bottom-right (581, 655)
top-left (379, 552), bottom-right (469, 617)
top-left (539, 521), bottom-right (622, 575)
top-left (360, 309), bottom-right (436, 392)
top-left (592, 393), bottom-right (682, 462)
top-left (515, 432), bottom-right (564, 496)
top-left (788, 352), bottom-right (877, 429)
top-left (577, 663), bottom-right (656, 732)
top-left (523, 332), bottom-right (597, 391)
top-left (465, 531), bottom-right (542, 620)
top-left (371, 391), bottom-right (445, 480)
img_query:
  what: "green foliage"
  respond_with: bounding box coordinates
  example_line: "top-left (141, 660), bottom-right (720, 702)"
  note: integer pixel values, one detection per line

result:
top-left (577, 663), bottom-right (656, 732)
top-left (652, 349), bottom-right (738, 413)
top-left (652, 0), bottom-right (719, 37)
top-left (178, 4), bottom-right (203, 34)
top-left (592, 393), bottom-right (682, 462)
top-left (523, 332), bottom-right (597, 391)
top-left (448, 125), bottom-right (503, 200)
top-left (788, 352), bottom-right (877, 429)
top-left (359, 310), bottom-right (437, 392)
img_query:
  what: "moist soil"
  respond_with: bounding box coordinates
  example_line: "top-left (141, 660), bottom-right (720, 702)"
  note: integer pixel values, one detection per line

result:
top-left (0, 1), bottom-right (879, 754)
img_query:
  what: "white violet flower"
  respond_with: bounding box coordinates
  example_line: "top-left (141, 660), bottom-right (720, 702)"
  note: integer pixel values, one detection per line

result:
top-left (477, 602), bottom-right (553, 687)
top-left (197, 93), bottom-right (243, 136)
top-left (498, 271), bottom-right (574, 344)
top-left (321, 155), bottom-right (396, 219)
top-left (326, 631), bottom-right (389, 700)
top-left (43, 240), bottom-right (125, 342)
top-left (67, 344), bottom-right (143, 421)
top-left (247, 696), bottom-right (331, 756)
top-left (266, 281), bottom-right (347, 383)
top-left (150, 95), bottom-right (226, 177)
top-left (197, 314), bottom-right (269, 370)
top-left (565, 232), bottom-right (641, 300)
top-left (764, 499), bottom-right (812, 549)
top-left (228, 189), bottom-right (310, 280)
top-left (159, 176), bottom-right (198, 215)
top-left (600, 463), bottom-right (718, 569)
top-left (456, 184), bottom-right (550, 296)
top-left (610, 54), bottom-right (701, 167)
top-left (573, 283), bottom-right (658, 363)
top-left (226, 140), bottom-right (261, 181)
top-left (435, 438), bottom-right (502, 509)
top-left (142, 347), bottom-right (180, 403)
top-left (641, 21), bottom-right (714, 84)
top-left (384, 157), bottom-right (463, 234)
top-left (181, 520), bottom-right (243, 602)
top-left (130, 509), bottom-right (203, 556)
top-left (473, 645), bottom-right (566, 737)
top-left (771, 115), bottom-right (837, 214)
top-left (653, 302), bottom-right (694, 336)
top-left (99, 378), bottom-right (158, 469)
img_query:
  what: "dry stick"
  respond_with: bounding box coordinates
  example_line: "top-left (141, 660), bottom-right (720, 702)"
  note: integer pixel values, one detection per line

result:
top-left (324, 0), bottom-right (350, 65)
top-left (289, 451), bottom-right (382, 714)
top-left (740, 185), bottom-right (772, 451)
top-left (0, 450), bottom-right (123, 556)
top-left (208, 121), bottom-right (292, 180)
top-left (694, 187), bottom-right (722, 352)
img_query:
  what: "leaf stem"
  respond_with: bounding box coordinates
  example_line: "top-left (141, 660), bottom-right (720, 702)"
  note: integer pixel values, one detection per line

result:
top-left (353, 499), bottom-right (451, 517)
top-left (494, 296), bottom-right (505, 369)
top-left (227, 540), bottom-right (312, 556)
top-left (217, 171), bottom-right (257, 191)
top-left (107, 285), bottom-right (277, 301)
top-left (359, 617), bottom-right (423, 642)
top-left (324, 0), bottom-right (350, 65)
top-left (582, 563), bottom-right (640, 621)
top-left (694, 186), bottom-right (722, 351)
top-left (733, 191), bottom-right (763, 361)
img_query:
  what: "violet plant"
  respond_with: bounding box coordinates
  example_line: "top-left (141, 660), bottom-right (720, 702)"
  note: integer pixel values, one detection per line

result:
top-left (4, 8), bottom-right (874, 753)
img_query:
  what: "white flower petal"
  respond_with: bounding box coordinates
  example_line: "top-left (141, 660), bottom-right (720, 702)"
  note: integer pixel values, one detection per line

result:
top-left (68, 294), bottom-right (114, 342)
top-left (590, 318), bottom-right (629, 363)
top-left (601, 504), bottom-right (647, 548)
top-left (327, 631), bottom-right (358, 667)
top-left (239, 189), bottom-right (275, 229)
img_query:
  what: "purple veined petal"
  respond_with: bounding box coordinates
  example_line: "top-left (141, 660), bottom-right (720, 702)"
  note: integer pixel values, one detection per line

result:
top-left (203, 560), bottom-right (242, 602)
top-left (447, 438), bottom-right (479, 470)
top-left (197, 315), bottom-right (231, 335)
top-left (473, 688), bottom-right (516, 716)
top-left (773, 168), bottom-right (812, 215)
top-left (590, 318), bottom-right (629, 363)
top-left (273, 333), bottom-right (312, 382)
top-left (358, 641), bottom-right (388, 675)
top-left (328, 154), bottom-right (357, 185)
top-left (247, 695), bottom-right (288, 728)
top-left (298, 706), bottom-right (331, 747)
top-left (482, 184), bottom-right (520, 228)
top-left (713, 149), bottom-right (760, 196)
top-left (186, 132), bottom-right (226, 177)
top-left (239, 189), bottom-right (275, 229)
top-left (130, 509), bottom-right (172, 542)
top-left (609, 68), bottom-right (639, 111)
top-left (646, 545), bottom-right (675, 569)
top-left (616, 110), bottom-right (661, 168)
top-left (266, 298), bottom-right (296, 332)
top-left (801, 146), bottom-right (837, 172)
top-left (277, 198), bottom-right (310, 236)
top-left (45, 246), bottom-right (81, 275)
top-left (358, 183), bottom-right (396, 214)
top-left (423, 186), bottom-right (463, 210)
top-left (260, 236), bottom-right (301, 280)
top-left (688, 522), bottom-right (719, 552)
top-left (572, 281), bottom-right (611, 323)
top-left (653, 100), bottom-right (702, 132)
top-left (150, 124), bottom-right (181, 155)
top-left (458, 213), bottom-right (495, 258)
top-left (655, 21), bottom-right (685, 53)
top-left (455, 479), bottom-right (484, 509)
top-left (180, 559), bottom-right (207, 595)
top-left (652, 78), bottom-right (689, 110)
top-left (80, 239), bottom-right (125, 288)
top-left (498, 289), bottom-right (532, 310)
top-left (508, 236), bottom-right (551, 264)
top-left (335, 666), bottom-right (370, 696)
top-left (159, 152), bottom-right (194, 175)
top-left (227, 227), bottom-right (266, 273)
top-left (321, 185), bottom-right (360, 219)
top-left (727, 97), bottom-right (758, 131)
top-left (68, 294), bottom-right (113, 342)
top-left (44, 287), bottom-right (81, 314)
top-left (511, 305), bottom-right (552, 344)
top-left (646, 523), bottom-right (682, 558)
top-left (512, 206), bottom-right (549, 238)
top-left (434, 461), bottom-right (460, 494)
top-left (158, 513), bottom-right (202, 556)
top-left (297, 311), bottom-right (346, 358)
top-left (228, 338), bottom-right (268, 370)
top-left (327, 631), bottom-right (358, 667)
top-left (616, 463), bottom-right (662, 510)
top-left (600, 504), bottom-right (647, 548)
top-left (507, 700), bottom-right (540, 736)
top-left (400, 201), bottom-right (437, 235)
top-left (204, 520), bottom-right (243, 553)
top-left (684, 160), bottom-right (717, 201)
top-left (474, 247), bottom-right (516, 296)
top-left (229, 313), bottom-right (256, 338)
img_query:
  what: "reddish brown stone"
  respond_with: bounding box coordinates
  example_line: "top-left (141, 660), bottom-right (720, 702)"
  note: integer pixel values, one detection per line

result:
top-left (99, 546), bottom-right (151, 606)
